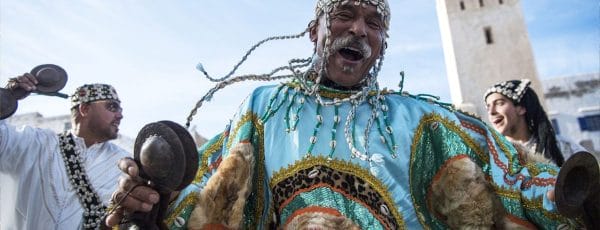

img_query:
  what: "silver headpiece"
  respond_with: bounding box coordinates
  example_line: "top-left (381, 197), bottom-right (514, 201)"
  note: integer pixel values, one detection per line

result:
top-left (484, 79), bottom-right (531, 103)
top-left (71, 83), bottom-right (120, 108)
top-left (315, 0), bottom-right (390, 31)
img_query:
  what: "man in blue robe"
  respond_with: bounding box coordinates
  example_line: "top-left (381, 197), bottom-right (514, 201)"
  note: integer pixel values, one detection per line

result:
top-left (106, 1), bottom-right (584, 229)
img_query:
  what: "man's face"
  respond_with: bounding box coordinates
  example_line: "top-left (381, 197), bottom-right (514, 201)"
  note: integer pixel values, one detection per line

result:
top-left (86, 99), bottom-right (123, 141)
top-left (310, 2), bottom-right (385, 88)
top-left (485, 93), bottom-right (526, 137)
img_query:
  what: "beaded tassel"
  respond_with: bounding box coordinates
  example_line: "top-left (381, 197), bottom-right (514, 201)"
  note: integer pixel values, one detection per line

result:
top-left (306, 104), bottom-right (323, 157)
top-left (291, 95), bottom-right (306, 131)
top-left (327, 106), bottom-right (341, 160)
top-left (284, 90), bottom-right (301, 132)
top-left (375, 96), bottom-right (398, 158)
top-left (262, 85), bottom-right (289, 121)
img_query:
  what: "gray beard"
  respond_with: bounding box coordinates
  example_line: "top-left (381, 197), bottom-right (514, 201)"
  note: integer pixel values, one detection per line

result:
top-left (342, 65), bottom-right (355, 74)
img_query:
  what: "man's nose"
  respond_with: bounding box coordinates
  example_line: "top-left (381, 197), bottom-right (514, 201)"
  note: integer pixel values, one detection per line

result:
top-left (115, 111), bottom-right (123, 119)
top-left (487, 106), bottom-right (497, 115)
top-left (349, 19), bottom-right (367, 38)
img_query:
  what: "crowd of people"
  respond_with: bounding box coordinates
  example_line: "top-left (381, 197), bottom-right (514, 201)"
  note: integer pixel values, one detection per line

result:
top-left (1, 0), bottom-right (597, 229)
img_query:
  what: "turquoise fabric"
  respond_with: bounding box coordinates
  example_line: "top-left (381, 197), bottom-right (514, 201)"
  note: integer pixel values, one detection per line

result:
top-left (166, 83), bottom-right (575, 229)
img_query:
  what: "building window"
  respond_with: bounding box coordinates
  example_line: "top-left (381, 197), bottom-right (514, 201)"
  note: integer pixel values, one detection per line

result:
top-left (499, 0), bottom-right (504, 4)
top-left (484, 27), bottom-right (494, 44)
top-left (578, 114), bottom-right (600, 131)
top-left (479, 0), bottom-right (485, 7)
top-left (551, 119), bottom-right (560, 135)
top-left (460, 1), bottom-right (465, 10)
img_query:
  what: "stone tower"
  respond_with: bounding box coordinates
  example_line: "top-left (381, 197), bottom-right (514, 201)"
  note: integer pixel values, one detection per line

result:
top-left (436, 0), bottom-right (545, 118)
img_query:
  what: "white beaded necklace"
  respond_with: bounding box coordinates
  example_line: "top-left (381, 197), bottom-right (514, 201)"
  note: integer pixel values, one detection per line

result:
top-left (58, 132), bottom-right (105, 229)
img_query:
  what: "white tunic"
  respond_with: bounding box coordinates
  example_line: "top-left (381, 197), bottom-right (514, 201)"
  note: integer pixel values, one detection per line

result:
top-left (0, 121), bottom-right (130, 230)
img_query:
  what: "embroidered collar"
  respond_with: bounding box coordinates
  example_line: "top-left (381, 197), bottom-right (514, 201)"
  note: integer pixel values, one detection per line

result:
top-left (58, 132), bottom-right (106, 229)
top-left (285, 81), bottom-right (395, 100)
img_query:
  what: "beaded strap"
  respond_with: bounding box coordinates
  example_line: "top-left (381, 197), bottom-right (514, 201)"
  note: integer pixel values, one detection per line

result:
top-left (58, 132), bottom-right (106, 229)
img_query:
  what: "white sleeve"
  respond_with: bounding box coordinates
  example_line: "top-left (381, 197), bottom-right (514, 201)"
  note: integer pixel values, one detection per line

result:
top-left (0, 120), bottom-right (56, 175)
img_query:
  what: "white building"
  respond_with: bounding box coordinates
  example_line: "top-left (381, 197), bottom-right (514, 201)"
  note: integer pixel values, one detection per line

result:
top-left (436, 0), bottom-right (545, 117)
top-left (543, 73), bottom-right (600, 155)
top-left (435, 0), bottom-right (599, 158)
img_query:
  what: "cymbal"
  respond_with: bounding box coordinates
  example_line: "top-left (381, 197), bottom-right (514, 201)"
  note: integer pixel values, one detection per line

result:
top-left (555, 151), bottom-right (600, 228)
top-left (0, 88), bottom-right (18, 120)
top-left (30, 64), bottom-right (68, 93)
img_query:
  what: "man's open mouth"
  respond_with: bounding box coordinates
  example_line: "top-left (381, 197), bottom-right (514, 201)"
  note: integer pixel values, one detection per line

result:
top-left (492, 117), bottom-right (503, 125)
top-left (338, 47), bottom-right (364, 61)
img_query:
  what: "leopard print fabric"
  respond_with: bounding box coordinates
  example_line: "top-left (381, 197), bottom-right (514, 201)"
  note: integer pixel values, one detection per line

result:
top-left (271, 164), bottom-right (399, 229)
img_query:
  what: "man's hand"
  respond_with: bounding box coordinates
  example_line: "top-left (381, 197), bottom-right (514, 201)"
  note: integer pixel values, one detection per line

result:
top-left (547, 189), bottom-right (555, 202)
top-left (105, 157), bottom-right (160, 227)
top-left (7, 73), bottom-right (38, 91)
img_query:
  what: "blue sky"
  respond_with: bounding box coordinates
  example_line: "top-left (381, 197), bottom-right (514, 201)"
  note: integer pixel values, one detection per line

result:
top-left (1, 0), bottom-right (597, 139)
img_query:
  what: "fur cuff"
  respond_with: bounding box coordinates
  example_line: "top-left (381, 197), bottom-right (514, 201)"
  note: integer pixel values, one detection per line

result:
top-left (188, 142), bottom-right (255, 229)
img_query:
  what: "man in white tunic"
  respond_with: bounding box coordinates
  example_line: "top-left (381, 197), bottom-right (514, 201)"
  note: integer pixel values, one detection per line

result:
top-left (0, 73), bottom-right (129, 229)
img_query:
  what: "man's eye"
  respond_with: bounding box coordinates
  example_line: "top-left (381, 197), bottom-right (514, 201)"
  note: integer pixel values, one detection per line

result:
top-left (368, 20), bottom-right (382, 30)
top-left (107, 103), bottom-right (121, 112)
top-left (334, 12), bottom-right (352, 20)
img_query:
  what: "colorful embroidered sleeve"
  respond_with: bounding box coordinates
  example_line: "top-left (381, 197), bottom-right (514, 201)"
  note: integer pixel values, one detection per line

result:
top-left (165, 86), bottom-right (274, 229)
top-left (408, 108), bottom-right (577, 229)
top-left (455, 112), bottom-right (577, 229)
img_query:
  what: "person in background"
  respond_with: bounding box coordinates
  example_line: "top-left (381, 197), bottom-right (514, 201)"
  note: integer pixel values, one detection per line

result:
top-left (0, 75), bottom-right (128, 229)
top-left (484, 79), bottom-right (588, 166)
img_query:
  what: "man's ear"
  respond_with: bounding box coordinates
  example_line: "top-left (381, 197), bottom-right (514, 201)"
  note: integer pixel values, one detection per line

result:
top-left (78, 103), bottom-right (91, 117)
top-left (309, 20), bottom-right (318, 43)
top-left (516, 105), bottom-right (527, 116)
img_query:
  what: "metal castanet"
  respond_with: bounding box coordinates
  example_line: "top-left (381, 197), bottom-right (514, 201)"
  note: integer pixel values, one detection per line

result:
top-left (555, 151), bottom-right (600, 229)
top-left (126, 121), bottom-right (199, 230)
top-left (0, 64), bottom-right (68, 120)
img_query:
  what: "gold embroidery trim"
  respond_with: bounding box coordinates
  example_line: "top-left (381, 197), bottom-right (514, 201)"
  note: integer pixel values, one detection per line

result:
top-left (411, 113), bottom-right (489, 164)
top-left (254, 114), bottom-right (266, 226)
top-left (223, 111), bottom-right (266, 226)
top-left (226, 112), bottom-right (260, 150)
top-left (522, 196), bottom-right (565, 221)
top-left (492, 184), bottom-right (521, 200)
top-left (193, 133), bottom-right (226, 184)
top-left (164, 191), bottom-right (199, 226)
